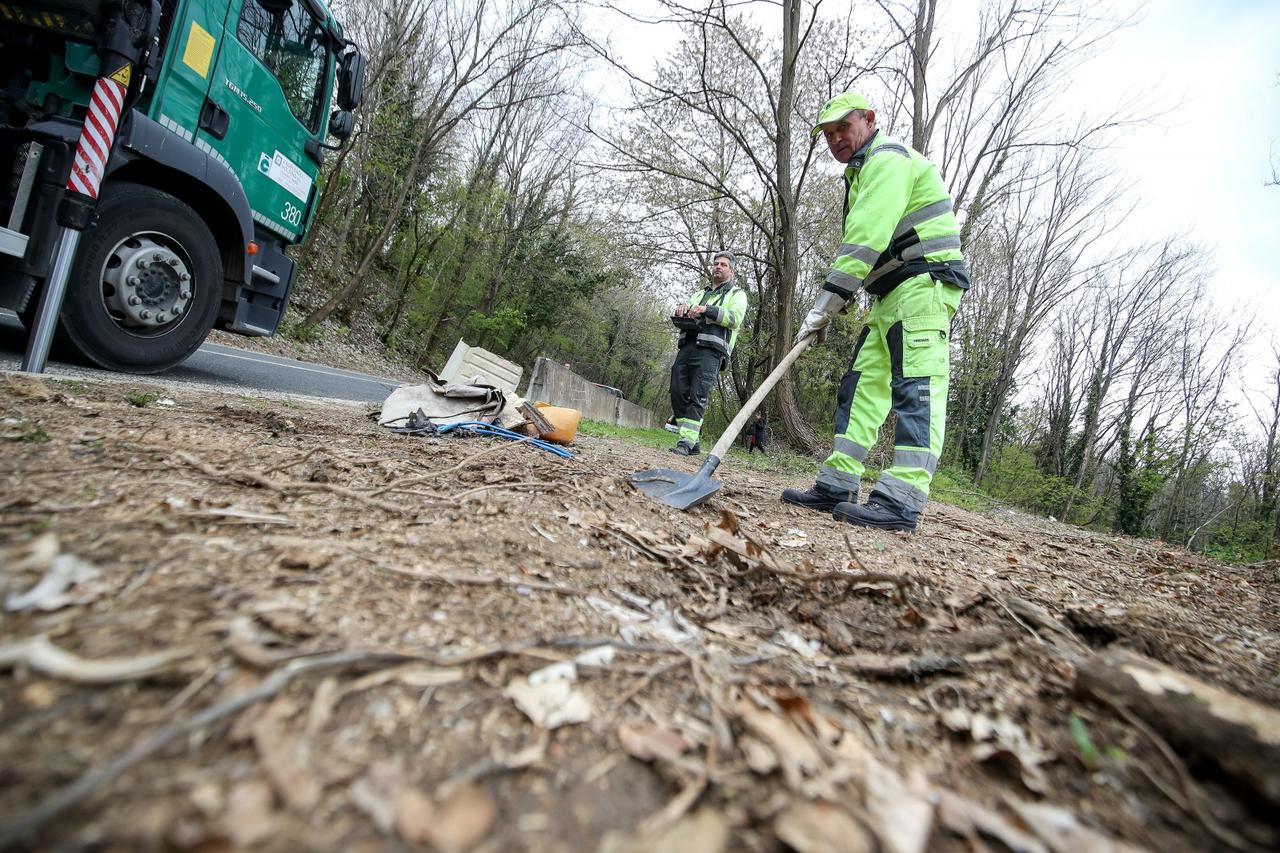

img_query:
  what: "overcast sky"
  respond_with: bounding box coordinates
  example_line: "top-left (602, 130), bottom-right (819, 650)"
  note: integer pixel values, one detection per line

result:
top-left (1068, 0), bottom-right (1280, 382)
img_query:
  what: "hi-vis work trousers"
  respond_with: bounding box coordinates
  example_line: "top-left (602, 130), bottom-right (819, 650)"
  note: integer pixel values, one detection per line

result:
top-left (669, 344), bottom-right (723, 445)
top-left (815, 275), bottom-right (964, 520)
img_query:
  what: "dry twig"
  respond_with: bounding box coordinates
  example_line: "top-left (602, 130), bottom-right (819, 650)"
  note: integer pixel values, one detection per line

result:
top-left (0, 635), bottom-right (191, 684)
top-left (0, 650), bottom-right (416, 846)
top-left (811, 570), bottom-right (912, 606)
top-left (376, 564), bottom-right (591, 597)
top-left (260, 446), bottom-right (326, 476)
top-left (832, 651), bottom-right (973, 681)
top-left (450, 480), bottom-right (560, 503)
top-left (368, 436), bottom-right (538, 496)
top-left (610, 658), bottom-right (691, 715)
top-left (843, 533), bottom-right (867, 569)
top-left (175, 451), bottom-right (407, 515)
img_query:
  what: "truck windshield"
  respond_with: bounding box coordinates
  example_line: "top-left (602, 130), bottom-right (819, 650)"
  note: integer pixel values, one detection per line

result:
top-left (237, 0), bottom-right (329, 132)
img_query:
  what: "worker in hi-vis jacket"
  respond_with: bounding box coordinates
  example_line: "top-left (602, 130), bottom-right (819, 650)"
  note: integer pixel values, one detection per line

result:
top-left (668, 251), bottom-right (748, 456)
top-left (784, 92), bottom-right (968, 533)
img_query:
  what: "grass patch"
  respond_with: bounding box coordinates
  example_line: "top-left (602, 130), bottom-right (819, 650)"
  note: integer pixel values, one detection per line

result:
top-left (289, 322), bottom-right (324, 344)
top-left (1069, 713), bottom-right (1101, 772)
top-left (578, 419), bottom-right (816, 476)
top-left (50, 379), bottom-right (89, 394)
top-left (16, 423), bottom-right (50, 443)
top-left (929, 465), bottom-right (997, 512)
top-left (124, 390), bottom-right (160, 408)
top-left (721, 442), bottom-right (816, 476)
top-left (577, 419), bottom-right (673, 451)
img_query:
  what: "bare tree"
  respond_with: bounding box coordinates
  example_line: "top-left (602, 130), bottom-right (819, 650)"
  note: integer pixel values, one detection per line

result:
top-left (1057, 240), bottom-right (1202, 517)
top-left (1244, 345), bottom-right (1280, 551)
top-left (473, 65), bottom-right (587, 324)
top-left (1156, 309), bottom-right (1252, 540)
top-left (1031, 309), bottom-right (1089, 477)
top-left (304, 0), bottom-right (580, 327)
top-left (1269, 72), bottom-right (1280, 187)
top-left (870, 0), bottom-right (1143, 246)
top-left (957, 141), bottom-right (1129, 485)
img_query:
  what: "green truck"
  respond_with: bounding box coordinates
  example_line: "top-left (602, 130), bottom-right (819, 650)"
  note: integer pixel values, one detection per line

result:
top-left (0, 0), bottom-right (364, 371)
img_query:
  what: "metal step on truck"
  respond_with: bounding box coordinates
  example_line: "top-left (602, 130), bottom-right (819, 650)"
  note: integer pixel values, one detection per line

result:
top-left (0, 0), bottom-right (364, 372)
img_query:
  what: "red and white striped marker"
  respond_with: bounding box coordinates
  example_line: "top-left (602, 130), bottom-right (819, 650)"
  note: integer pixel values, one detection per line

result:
top-left (21, 62), bottom-right (132, 373)
top-left (66, 66), bottom-right (130, 199)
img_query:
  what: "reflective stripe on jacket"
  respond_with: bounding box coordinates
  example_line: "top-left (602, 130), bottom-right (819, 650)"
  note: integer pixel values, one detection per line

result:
top-left (824, 130), bottom-right (969, 299)
top-left (681, 281), bottom-right (748, 355)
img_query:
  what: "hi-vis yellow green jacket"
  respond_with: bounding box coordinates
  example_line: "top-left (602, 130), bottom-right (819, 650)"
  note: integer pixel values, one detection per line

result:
top-left (682, 280), bottom-right (748, 356)
top-left (823, 130), bottom-right (969, 299)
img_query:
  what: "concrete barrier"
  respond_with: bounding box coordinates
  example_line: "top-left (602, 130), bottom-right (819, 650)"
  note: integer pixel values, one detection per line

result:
top-left (524, 357), bottom-right (655, 430)
top-left (615, 397), bottom-right (655, 430)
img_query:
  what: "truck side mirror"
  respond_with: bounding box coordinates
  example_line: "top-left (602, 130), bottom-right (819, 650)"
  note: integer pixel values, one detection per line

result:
top-left (337, 50), bottom-right (366, 111)
top-left (328, 109), bottom-right (354, 141)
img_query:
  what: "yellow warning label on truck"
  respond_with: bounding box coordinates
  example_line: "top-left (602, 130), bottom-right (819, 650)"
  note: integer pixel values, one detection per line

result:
top-left (108, 64), bottom-right (131, 86)
top-left (182, 22), bottom-right (215, 78)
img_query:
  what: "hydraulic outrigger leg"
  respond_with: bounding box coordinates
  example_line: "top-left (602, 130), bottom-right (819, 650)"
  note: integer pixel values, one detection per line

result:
top-left (21, 2), bottom-right (156, 372)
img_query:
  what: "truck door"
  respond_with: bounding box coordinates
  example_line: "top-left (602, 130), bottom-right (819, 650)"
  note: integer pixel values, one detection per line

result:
top-left (198, 0), bottom-right (330, 244)
top-left (149, 0), bottom-right (231, 144)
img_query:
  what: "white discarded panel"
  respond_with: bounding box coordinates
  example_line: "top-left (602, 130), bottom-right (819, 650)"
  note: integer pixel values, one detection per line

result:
top-left (439, 340), bottom-right (523, 393)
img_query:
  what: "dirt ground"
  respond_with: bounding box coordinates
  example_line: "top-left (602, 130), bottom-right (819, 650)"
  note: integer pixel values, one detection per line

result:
top-left (1, 373), bottom-right (1277, 852)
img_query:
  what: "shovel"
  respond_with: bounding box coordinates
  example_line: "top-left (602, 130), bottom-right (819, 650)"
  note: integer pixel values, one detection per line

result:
top-left (632, 336), bottom-right (813, 510)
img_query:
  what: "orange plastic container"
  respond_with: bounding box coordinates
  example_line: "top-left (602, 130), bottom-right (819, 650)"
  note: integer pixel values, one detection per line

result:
top-left (533, 402), bottom-right (581, 445)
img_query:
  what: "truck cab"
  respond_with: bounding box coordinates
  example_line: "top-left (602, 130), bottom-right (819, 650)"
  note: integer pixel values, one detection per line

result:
top-left (0, 0), bottom-right (364, 372)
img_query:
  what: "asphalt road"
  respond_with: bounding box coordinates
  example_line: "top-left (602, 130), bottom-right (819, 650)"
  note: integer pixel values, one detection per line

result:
top-left (0, 311), bottom-right (404, 404)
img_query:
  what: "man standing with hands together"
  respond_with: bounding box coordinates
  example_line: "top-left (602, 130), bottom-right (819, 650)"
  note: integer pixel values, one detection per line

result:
top-left (669, 251), bottom-right (748, 456)
top-left (784, 92), bottom-right (969, 533)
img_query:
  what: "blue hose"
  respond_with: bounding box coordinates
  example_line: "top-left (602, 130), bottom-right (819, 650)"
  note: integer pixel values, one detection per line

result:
top-left (436, 420), bottom-right (574, 459)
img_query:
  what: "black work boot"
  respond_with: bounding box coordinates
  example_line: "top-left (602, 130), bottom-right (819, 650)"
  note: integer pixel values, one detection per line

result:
top-left (833, 499), bottom-right (917, 533)
top-left (670, 440), bottom-right (697, 456)
top-left (781, 484), bottom-right (848, 514)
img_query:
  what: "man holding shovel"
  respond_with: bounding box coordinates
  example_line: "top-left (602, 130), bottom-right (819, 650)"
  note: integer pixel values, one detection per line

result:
top-left (668, 251), bottom-right (749, 456)
top-left (782, 92), bottom-right (969, 533)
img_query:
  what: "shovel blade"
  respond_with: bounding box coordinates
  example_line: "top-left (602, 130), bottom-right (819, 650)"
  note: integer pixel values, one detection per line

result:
top-left (630, 457), bottom-right (723, 510)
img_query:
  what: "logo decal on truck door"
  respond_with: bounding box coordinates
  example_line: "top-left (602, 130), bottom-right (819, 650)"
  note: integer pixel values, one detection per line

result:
top-left (257, 150), bottom-right (311, 202)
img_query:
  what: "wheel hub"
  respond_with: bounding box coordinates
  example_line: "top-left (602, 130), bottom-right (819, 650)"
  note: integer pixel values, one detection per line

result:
top-left (102, 235), bottom-right (193, 329)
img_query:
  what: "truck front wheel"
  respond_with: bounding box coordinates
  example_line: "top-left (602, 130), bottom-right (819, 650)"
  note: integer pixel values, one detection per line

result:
top-left (59, 181), bottom-right (223, 373)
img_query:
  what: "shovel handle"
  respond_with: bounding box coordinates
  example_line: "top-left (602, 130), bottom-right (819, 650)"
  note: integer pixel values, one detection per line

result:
top-left (709, 336), bottom-right (812, 460)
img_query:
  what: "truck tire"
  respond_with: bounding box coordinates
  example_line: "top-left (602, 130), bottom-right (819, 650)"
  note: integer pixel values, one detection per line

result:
top-left (58, 181), bottom-right (223, 373)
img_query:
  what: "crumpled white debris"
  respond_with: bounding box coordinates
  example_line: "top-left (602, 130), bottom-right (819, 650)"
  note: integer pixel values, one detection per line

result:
top-left (587, 595), bottom-right (698, 646)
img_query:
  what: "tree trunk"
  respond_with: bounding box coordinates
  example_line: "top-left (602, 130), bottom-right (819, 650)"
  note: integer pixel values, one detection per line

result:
top-left (773, 0), bottom-right (821, 455)
top-left (972, 358), bottom-right (1016, 486)
top-left (909, 0), bottom-right (936, 153)
top-left (303, 131), bottom-right (431, 327)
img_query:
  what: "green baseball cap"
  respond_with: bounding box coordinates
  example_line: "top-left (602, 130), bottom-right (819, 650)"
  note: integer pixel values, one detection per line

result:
top-left (811, 91), bottom-right (872, 137)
